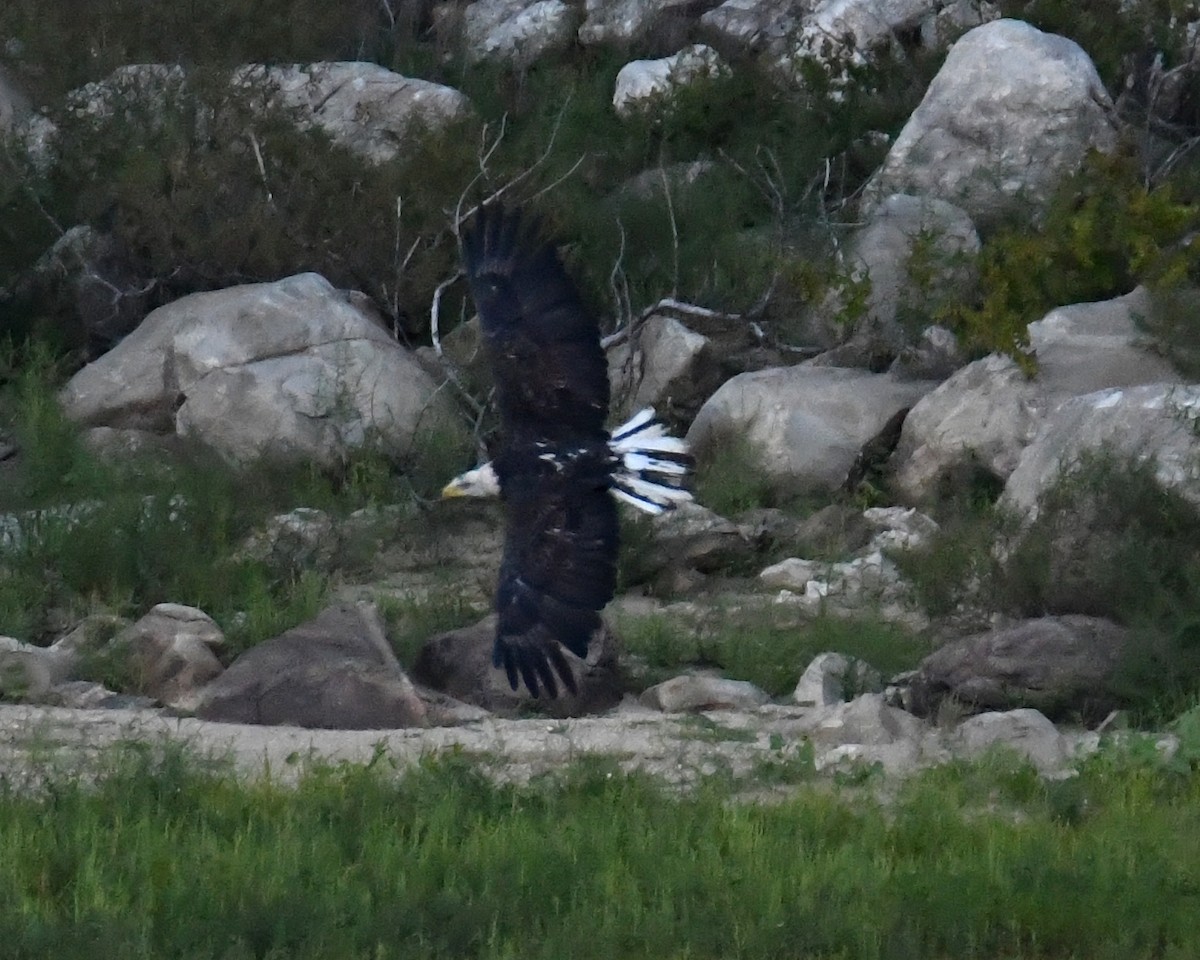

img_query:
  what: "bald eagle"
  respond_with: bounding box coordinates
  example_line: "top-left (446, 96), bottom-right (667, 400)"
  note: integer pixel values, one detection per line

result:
top-left (442, 204), bottom-right (693, 698)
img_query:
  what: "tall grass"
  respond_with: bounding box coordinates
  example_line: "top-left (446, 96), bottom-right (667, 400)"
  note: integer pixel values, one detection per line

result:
top-left (0, 737), bottom-right (1197, 959)
top-left (620, 609), bottom-right (929, 696)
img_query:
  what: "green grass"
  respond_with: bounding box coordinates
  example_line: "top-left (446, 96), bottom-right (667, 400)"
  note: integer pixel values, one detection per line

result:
top-left (0, 733), bottom-right (1198, 959)
top-left (620, 609), bottom-right (930, 697)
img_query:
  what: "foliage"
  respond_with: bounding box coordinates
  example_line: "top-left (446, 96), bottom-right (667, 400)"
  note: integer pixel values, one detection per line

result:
top-left (693, 434), bottom-right (778, 516)
top-left (618, 608), bottom-right (928, 696)
top-left (894, 452), bottom-right (1200, 719)
top-left (0, 0), bottom-right (408, 101)
top-left (0, 741), bottom-right (1198, 958)
top-left (0, 350), bottom-right (461, 647)
top-left (942, 151), bottom-right (1200, 367)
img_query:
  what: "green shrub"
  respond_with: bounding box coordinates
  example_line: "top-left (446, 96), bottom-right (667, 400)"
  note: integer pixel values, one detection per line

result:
top-left (895, 452), bottom-right (1200, 718)
top-left (618, 607), bottom-right (928, 696)
top-left (942, 151), bottom-right (1200, 367)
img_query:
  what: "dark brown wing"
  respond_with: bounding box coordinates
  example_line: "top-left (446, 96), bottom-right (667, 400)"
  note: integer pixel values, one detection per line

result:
top-left (460, 204), bottom-right (610, 444)
top-left (491, 448), bottom-right (619, 697)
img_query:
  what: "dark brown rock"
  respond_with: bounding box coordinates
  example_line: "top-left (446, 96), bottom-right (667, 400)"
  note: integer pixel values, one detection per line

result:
top-left (903, 615), bottom-right (1130, 722)
top-left (196, 603), bottom-right (427, 729)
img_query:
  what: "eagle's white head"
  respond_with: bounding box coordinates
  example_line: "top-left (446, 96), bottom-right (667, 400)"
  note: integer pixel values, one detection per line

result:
top-left (441, 461), bottom-right (501, 499)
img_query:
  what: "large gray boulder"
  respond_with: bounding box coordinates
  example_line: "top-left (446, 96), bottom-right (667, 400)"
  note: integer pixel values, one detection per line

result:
top-left (1027, 286), bottom-right (1179, 403)
top-left (863, 19), bottom-right (1118, 232)
top-left (231, 62), bottom-right (471, 164)
top-left (609, 314), bottom-right (718, 421)
top-left (902, 615), bottom-right (1130, 721)
top-left (463, 0), bottom-right (578, 65)
top-left (812, 193), bottom-right (980, 358)
top-left (891, 353), bottom-right (1043, 502)
top-left (1003, 383), bottom-right (1200, 522)
top-left (196, 603), bottom-right (427, 729)
top-left (61, 273), bottom-right (463, 468)
top-left (580, 0), bottom-right (709, 46)
top-left (892, 288), bottom-right (1184, 503)
top-left (687, 365), bottom-right (936, 494)
top-left (114, 604), bottom-right (226, 712)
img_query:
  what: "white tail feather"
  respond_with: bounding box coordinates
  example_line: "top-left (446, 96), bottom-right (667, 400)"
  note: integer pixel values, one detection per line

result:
top-left (615, 473), bottom-right (693, 506)
top-left (623, 452), bottom-right (689, 476)
top-left (610, 407), bottom-right (657, 443)
top-left (608, 407), bottom-right (694, 516)
top-left (611, 486), bottom-right (668, 515)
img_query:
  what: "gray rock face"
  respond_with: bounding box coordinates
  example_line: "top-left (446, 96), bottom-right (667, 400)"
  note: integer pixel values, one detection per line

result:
top-left (699, 0), bottom-right (810, 55)
top-left (951, 708), bottom-right (1070, 773)
top-left (1027, 286), bottom-right (1179, 403)
top-left (60, 273), bottom-right (462, 468)
top-left (609, 315), bottom-right (718, 421)
top-left (196, 603), bottom-right (428, 729)
top-left (891, 353), bottom-right (1043, 502)
top-left (412, 614), bottom-right (623, 716)
top-left (1003, 384), bottom-right (1200, 522)
top-left (644, 501), bottom-right (756, 574)
top-left (863, 19), bottom-right (1118, 232)
top-left (463, 0), bottom-right (578, 65)
top-left (580, 0), bottom-right (709, 46)
top-left (687, 365), bottom-right (936, 494)
top-left (903, 615), bottom-right (1130, 721)
top-left (613, 45), bottom-right (726, 117)
top-left (793, 652), bottom-right (882, 707)
top-left (232, 62), bottom-right (471, 164)
top-left (813, 194), bottom-right (980, 356)
top-left (789, 0), bottom-right (941, 66)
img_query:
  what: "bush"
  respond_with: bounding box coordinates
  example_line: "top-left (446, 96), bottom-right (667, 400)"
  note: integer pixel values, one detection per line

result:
top-left (941, 151), bottom-right (1200, 367)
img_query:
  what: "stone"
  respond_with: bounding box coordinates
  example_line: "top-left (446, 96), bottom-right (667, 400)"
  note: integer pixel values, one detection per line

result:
top-left (1027, 286), bottom-right (1179, 403)
top-left (115, 604), bottom-right (226, 711)
top-left (1003, 384), bottom-right (1200, 522)
top-left (812, 194), bottom-right (980, 357)
top-left (232, 62), bottom-right (471, 165)
top-left (891, 353), bottom-right (1044, 503)
top-left (688, 365), bottom-right (937, 495)
top-left (463, 0), bottom-right (577, 65)
top-left (613, 45), bottom-right (726, 117)
top-left (810, 693), bottom-right (928, 746)
top-left (60, 273), bottom-right (464, 469)
top-left (952, 708), bottom-right (1071, 773)
top-left (641, 674), bottom-right (770, 711)
top-left (609, 314), bottom-right (718, 421)
top-left (862, 20), bottom-right (1118, 232)
top-left (579, 0), bottom-right (708, 46)
top-left (196, 603), bottom-right (427, 729)
top-left (904, 615), bottom-right (1131, 721)
top-left (793, 652), bottom-right (852, 707)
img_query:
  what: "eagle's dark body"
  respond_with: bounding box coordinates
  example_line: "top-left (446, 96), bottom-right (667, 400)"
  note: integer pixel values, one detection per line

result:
top-left (461, 205), bottom-right (620, 697)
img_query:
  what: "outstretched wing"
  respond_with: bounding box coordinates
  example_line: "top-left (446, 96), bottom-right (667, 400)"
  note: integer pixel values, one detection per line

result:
top-left (492, 454), bottom-right (619, 697)
top-left (460, 204), bottom-right (610, 443)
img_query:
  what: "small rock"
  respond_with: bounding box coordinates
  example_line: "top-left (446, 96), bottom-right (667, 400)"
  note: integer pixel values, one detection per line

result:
top-left (810, 693), bottom-right (928, 746)
top-left (952, 708), bottom-right (1070, 774)
top-left (641, 674), bottom-right (770, 712)
top-left (759, 557), bottom-right (821, 592)
top-left (793, 652), bottom-right (881, 707)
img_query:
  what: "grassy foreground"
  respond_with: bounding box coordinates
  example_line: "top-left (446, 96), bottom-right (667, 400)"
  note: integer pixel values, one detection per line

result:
top-left (1, 736), bottom-right (1198, 960)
